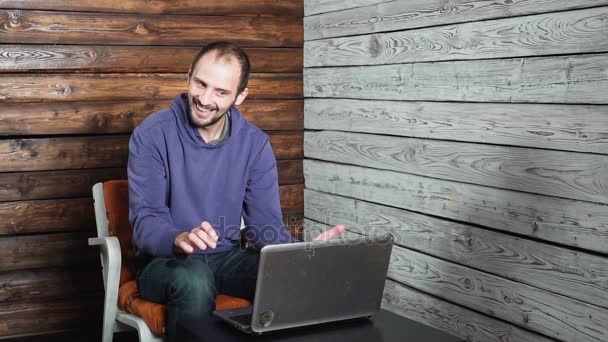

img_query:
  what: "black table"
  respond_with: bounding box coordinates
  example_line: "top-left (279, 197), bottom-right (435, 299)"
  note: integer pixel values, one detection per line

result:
top-left (176, 309), bottom-right (464, 341)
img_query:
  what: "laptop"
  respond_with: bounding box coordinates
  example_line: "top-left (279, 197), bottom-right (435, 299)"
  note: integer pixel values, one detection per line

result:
top-left (213, 233), bottom-right (394, 334)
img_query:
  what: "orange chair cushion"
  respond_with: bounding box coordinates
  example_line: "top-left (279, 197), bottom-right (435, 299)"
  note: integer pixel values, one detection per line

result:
top-left (118, 280), bottom-right (252, 336)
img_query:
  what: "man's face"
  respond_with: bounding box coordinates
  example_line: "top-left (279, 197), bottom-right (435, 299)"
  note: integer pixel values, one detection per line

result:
top-left (187, 51), bottom-right (248, 130)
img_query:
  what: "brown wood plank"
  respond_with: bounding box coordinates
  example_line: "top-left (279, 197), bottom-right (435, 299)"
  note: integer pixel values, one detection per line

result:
top-left (0, 132), bottom-right (301, 173)
top-left (0, 168), bottom-right (126, 202)
top-left (283, 213), bottom-right (304, 240)
top-left (0, 183), bottom-right (300, 236)
top-left (0, 136), bottom-right (130, 173)
top-left (279, 184), bottom-right (304, 214)
top-left (0, 297), bottom-right (101, 339)
top-left (0, 161), bottom-right (301, 202)
top-left (0, 268), bottom-right (102, 302)
top-left (0, 99), bottom-right (302, 135)
top-left (0, 198), bottom-right (94, 236)
top-left (0, 45), bottom-right (302, 73)
top-left (277, 160), bottom-right (304, 185)
top-left (306, 190), bottom-right (608, 309)
top-left (0, 232), bottom-right (97, 272)
top-left (0, 0), bottom-right (303, 16)
top-left (305, 131), bottom-right (608, 204)
top-left (0, 10), bottom-right (302, 47)
top-left (0, 73), bottom-right (302, 103)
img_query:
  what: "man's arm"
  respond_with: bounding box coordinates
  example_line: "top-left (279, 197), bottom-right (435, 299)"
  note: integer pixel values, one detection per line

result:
top-left (242, 137), bottom-right (298, 249)
top-left (128, 127), bottom-right (182, 257)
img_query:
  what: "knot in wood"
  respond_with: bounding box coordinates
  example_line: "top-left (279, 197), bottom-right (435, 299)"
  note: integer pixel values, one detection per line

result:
top-left (9, 10), bottom-right (22, 27)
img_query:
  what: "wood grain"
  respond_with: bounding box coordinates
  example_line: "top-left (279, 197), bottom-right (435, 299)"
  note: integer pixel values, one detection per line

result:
top-left (0, 162), bottom-right (300, 202)
top-left (305, 0), bottom-right (389, 16)
top-left (279, 184), bottom-right (304, 214)
top-left (305, 6), bottom-right (608, 66)
top-left (0, 132), bottom-right (301, 173)
top-left (0, 73), bottom-right (302, 103)
top-left (0, 268), bottom-right (102, 302)
top-left (305, 190), bottom-right (608, 309)
top-left (0, 0), bottom-right (303, 16)
top-left (0, 99), bottom-right (302, 135)
top-left (0, 199), bottom-right (94, 235)
top-left (0, 45), bottom-right (302, 73)
top-left (386, 244), bottom-right (608, 342)
top-left (0, 232), bottom-right (97, 272)
top-left (0, 297), bottom-right (101, 338)
top-left (0, 10), bottom-right (302, 47)
top-left (305, 131), bottom-right (608, 204)
top-left (304, 54), bottom-right (608, 104)
top-left (304, 160), bottom-right (608, 254)
top-left (382, 279), bottom-right (558, 342)
top-left (304, 99), bottom-right (608, 154)
top-left (305, 0), bottom-right (608, 40)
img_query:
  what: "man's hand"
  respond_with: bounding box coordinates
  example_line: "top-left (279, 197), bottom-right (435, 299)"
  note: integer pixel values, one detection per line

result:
top-left (174, 221), bottom-right (219, 254)
top-left (313, 224), bottom-right (346, 241)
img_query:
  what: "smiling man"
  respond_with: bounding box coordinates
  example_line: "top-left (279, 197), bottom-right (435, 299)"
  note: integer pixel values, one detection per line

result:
top-left (127, 42), bottom-right (344, 341)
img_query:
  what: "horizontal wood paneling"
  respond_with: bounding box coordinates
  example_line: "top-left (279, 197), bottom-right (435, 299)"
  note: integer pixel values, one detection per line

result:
top-left (304, 160), bottom-right (608, 254)
top-left (0, 232), bottom-right (96, 272)
top-left (0, 268), bottom-right (102, 302)
top-left (304, 99), bottom-right (608, 154)
top-left (0, 99), bottom-right (303, 135)
top-left (0, 73), bottom-right (302, 103)
top-left (305, 0), bottom-right (608, 40)
top-left (0, 10), bottom-right (302, 47)
top-left (0, 161), bottom-right (301, 202)
top-left (304, 54), bottom-right (608, 104)
top-left (0, 199), bottom-right (94, 235)
top-left (304, 0), bottom-right (389, 16)
top-left (0, 132), bottom-right (302, 172)
top-left (0, 184), bottom-right (301, 236)
top-left (305, 131), bottom-right (608, 204)
top-left (0, 45), bottom-right (302, 73)
top-left (386, 242), bottom-right (608, 342)
top-left (305, 190), bottom-right (608, 309)
top-left (382, 279), bottom-right (558, 342)
top-left (0, 0), bottom-right (303, 16)
top-left (0, 297), bottom-right (101, 337)
top-left (305, 219), bottom-right (555, 342)
top-left (305, 6), bottom-right (608, 66)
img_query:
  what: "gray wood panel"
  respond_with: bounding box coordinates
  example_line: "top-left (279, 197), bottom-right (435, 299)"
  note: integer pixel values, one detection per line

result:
top-left (305, 131), bottom-right (608, 204)
top-left (305, 0), bottom-right (608, 40)
top-left (304, 53), bottom-right (608, 104)
top-left (304, 99), bottom-right (608, 154)
top-left (305, 6), bottom-right (608, 66)
top-left (304, 0), bottom-right (390, 16)
top-left (385, 243), bottom-right (608, 342)
top-left (382, 279), bottom-right (559, 342)
top-left (305, 190), bottom-right (608, 308)
top-left (304, 160), bottom-right (608, 253)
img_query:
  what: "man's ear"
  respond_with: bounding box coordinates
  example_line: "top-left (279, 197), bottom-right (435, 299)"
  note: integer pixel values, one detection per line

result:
top-left (234, 88), bottom-right (248, 106)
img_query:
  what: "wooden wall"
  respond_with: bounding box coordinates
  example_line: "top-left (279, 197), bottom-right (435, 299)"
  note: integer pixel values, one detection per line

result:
top-left (0, 1), bottom-right (303, 339)
top-left (304, 1), bottom-right (608, 341)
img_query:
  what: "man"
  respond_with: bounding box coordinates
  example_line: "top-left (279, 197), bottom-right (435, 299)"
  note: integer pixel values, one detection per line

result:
top-left (127, 41), bottom-right (344, 340)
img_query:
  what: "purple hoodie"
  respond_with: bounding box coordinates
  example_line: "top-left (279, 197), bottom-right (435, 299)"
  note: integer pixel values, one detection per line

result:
top-left (128, 93), bottom-right (297, 258)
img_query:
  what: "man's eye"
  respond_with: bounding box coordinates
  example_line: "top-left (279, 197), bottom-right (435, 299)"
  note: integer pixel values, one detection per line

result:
top-left (218, 91), bottom-right (226, 96)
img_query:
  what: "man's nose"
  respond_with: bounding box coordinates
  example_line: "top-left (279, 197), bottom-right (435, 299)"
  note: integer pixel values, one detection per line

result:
top-left (197, 89), bottom-right (213, 105)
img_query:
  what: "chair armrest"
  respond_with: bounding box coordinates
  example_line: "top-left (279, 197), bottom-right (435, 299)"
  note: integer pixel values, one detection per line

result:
top-left (89, 236), bottom-right (122, 336)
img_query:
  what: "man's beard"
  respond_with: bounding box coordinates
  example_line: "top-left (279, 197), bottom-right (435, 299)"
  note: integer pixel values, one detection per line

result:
top-left (190, 108), bottom-right (228, 129)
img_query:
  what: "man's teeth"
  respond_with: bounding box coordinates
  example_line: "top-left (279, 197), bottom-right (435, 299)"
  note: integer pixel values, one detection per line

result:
top-left (196, 103), bottom-right (213, 112)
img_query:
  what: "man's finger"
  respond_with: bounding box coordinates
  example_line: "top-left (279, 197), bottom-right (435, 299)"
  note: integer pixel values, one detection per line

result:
top-left (314, 225), bottom-right (346, 241)
top-left (200, 221), bottom-right (219, 242)
top-left (178, 240), bottom-right (194, 254)
top-left (188, 232), bottom-right (208, 250)
top-left (193, 228), bottom-right (217, 248)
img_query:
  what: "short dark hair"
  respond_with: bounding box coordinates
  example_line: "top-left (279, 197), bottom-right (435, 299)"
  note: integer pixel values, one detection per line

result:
top-left (190, 41), bottom-right (251, 94)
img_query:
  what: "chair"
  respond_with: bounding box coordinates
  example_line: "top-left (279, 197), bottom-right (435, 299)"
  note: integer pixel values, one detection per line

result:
top-left (89, 180), bottom-right (251, 342)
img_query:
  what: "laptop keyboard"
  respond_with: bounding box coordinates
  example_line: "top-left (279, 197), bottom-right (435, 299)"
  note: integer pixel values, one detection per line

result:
top-left (230, 313), bottom-right (252, 325)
